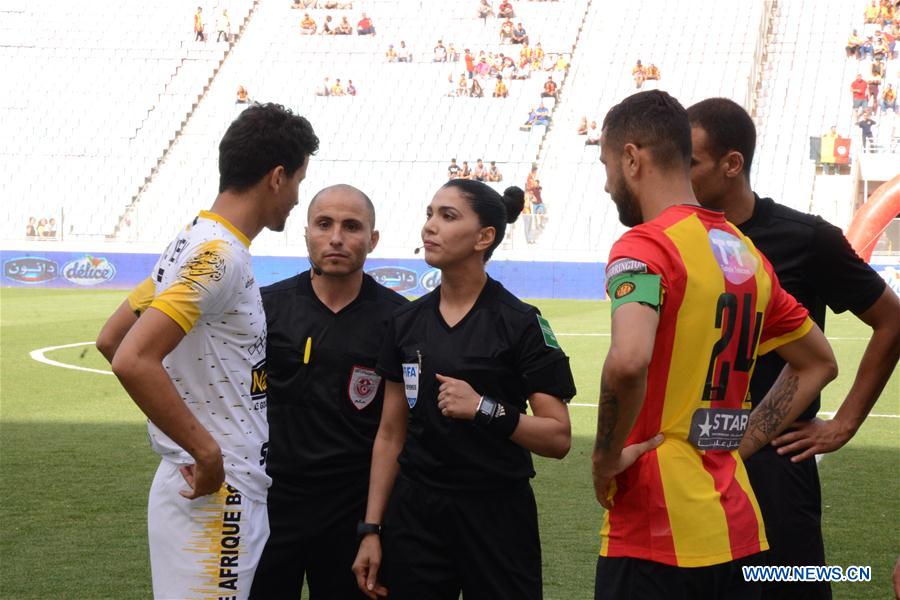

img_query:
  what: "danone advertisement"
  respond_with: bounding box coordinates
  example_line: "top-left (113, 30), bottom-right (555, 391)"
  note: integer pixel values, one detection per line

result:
top-left (2, 250), bottom-right (897, 300)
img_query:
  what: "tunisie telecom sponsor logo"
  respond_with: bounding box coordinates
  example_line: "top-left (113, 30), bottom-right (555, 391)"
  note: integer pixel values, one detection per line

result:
top-left (62, 255), bottom-right (116, 286)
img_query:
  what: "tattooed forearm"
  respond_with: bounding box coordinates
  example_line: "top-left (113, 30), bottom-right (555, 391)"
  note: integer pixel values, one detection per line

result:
top-left (744, 372), bottom-right (799, 453)
top-left (595, 384), bottom-right (619, 451)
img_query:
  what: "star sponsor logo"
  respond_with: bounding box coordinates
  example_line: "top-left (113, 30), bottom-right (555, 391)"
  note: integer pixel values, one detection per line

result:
top-left (349, 365), bottom-right (382, 410)
top-left (62, 255), bottom-right (116, 286)
top-left (4, 257), bottom-right (59, 284)
top-left (688, 408), bottom-right (750, 451)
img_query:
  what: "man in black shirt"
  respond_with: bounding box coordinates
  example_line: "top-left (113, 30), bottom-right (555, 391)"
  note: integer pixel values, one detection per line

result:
top-left (687, 98), bottom-right (900, 600)
top-left (250, 185), bottom-right (408, 599)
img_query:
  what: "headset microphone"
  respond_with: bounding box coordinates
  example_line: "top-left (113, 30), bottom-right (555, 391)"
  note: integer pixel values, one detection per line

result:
top-left (413, 245), bottom-right (424, 254)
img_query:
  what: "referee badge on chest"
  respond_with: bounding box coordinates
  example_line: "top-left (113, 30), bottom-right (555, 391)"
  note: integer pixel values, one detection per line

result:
top-left (401, 362), bottom-right (419, 409)
top-left (349, 366), bottom-right (382, 410)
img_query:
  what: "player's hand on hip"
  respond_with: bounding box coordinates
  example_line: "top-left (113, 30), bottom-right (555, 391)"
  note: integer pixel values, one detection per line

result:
top-left (352, 535), bottom-right (388, 599)
top-left (435, 373), bottom-right (481, 420)
top-left (592, 434), bottom-right (664, 510)
top-left (771, 417), bottom-right (854, 463)
top-left (179, 450), bottom-right (225, 499)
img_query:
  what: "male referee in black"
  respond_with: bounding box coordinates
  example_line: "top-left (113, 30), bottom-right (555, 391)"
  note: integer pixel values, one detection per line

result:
top-left (250, 184), bottom-right (408, 599)
top-left (687, 98), bottom-right (900, 600)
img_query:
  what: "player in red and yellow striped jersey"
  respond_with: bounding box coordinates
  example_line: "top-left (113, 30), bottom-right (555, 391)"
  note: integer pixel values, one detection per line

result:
top-left (591, 91), bottom-right (838, 600)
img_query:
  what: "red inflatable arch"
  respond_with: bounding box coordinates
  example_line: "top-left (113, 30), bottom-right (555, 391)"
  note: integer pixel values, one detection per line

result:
top-left (845, 175), bottom-right (900, 262)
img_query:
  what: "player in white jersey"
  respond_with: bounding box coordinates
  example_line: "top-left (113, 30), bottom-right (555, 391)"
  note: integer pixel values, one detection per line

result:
top-left (97, 103), bottom-right (319, 600)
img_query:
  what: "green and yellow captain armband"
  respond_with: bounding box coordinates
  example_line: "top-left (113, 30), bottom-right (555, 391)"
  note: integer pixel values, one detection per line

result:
top-left (607, 273), bottom-right (662, 314)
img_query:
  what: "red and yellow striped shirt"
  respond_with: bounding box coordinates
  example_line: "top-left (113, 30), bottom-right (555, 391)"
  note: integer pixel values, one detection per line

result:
top-left (601, 205), bottom-right (812, 567)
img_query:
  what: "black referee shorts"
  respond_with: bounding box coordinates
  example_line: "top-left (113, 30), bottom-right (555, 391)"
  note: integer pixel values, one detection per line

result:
top-left (595, 552), bottom-right (766, 600)
top-left (381, 475), bottom-right (542, 600)
top-left (744, 443), bottom-right (831, 600)
top-left (250, 473), bottom-right (370, 600)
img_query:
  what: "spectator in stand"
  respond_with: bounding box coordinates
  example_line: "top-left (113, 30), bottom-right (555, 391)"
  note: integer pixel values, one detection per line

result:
top-left (514, 58), bottom-right (531, 79)
top-left (511, 22), bottom-right (529, 45)
top-left (300, 12), bottom-right (317, 34)
top-left (868, 76), bottom-right (881, 112)
top-left (532, 42), bottom-right (545, 69)
top-left (553, 53), bottom-right (569, 73)
top-left (847, 29), bottom-right (864, 57)
top-left (464, 48), bottom-right (475, 78)
top-left (851, 73), bottom-right (869, 116)
top-left (871, 59), bottom-right (885, 81)
top-left (347, 80), bottom-right (357, 96)
top-left (857, 110), bottom-right (876, 150)
top-left (322, 0), bottom-right (353, 8)
top-left (448, 158), bottom-right (461, 179)
top-left (874, 34), bottom-right (890, 60)
top-left (879, 1), bottom-right (893, 23)
top-left (331, 78), bottom-right (346, 96)
top-left (632, 59), bottom-right (645, 88)
top-left (499, 0), bottom-right (515, 18)
top-left (645, 63), bottom-right (660, 81)
top-left (473, 158), bottom-right (488, 181)
top-left (457, 73), bottom-right (469, 96)
top-left (534, 102), bottom-right (550, 125)
top-left (292, 0), bottom-right (318, 7)
top-left (398, 40), bottom-right (412, 62)
top-left (357, 12), bottom-right (375, 35)
top-left (820, 126), bottom-right (838, 174)
top-left (315, 77), bottom-right (331, 96)
top-left (487, 161), bottom-right (503, 182)
top-left (541, 76), bottom-right (558, 100)
top-left (46, 218), bottom-right (57, 238)
top-left (433, 39), bottom-right (448, 62)
top-left (577, 116), bottom-right (588, 135)
top-left (321, 14), bottom-right (335, 34)
top-left (860, 36), bottom-right (875, 59)
top-left (470, 77), bottom-right (485, 97)
top-left (475, 55), bottom-right (491, 78)
top-left (865, 1), bottom-right (880, 24)
top-left (883, 83), bottom-right (898, 113)
top-left (522, 106), bottom-right (538, 129)
top-left (460, 161), bottom-right (473, 179)
top-left (25, 217), bottom-right (36, 238)
top-left (585, 121), bottom-right (600, 145)
top-left (519, 42), bottom-right (532, 66)
top-left (236, 85), bottom-right (250, 104)
top-left (477, 0), bottom-right (494, 22)
top-left (336, 16), bottom-right (352, 34)
top-left (216, 9), bottom-right (231, 42)
top-left (500, 18), bottom-right (514, 43)
top-left (36, 218), bottom-right (48, 237)
top-left (525, 165), bottom-right (545, 220)
top-left (386, 44), bottom-right (398, 62)
top-left (193, 7), bottom-right (206, 42)
top-left (881, 27), bottom-right (896, 57)
top-left (448, 43), bottom-right (460, 62)
top-left (493, 75), bottom-right (509, 98)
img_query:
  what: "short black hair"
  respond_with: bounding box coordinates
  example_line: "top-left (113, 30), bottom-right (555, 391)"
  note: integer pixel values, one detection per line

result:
top-left (686, 98), bottom-right (756, 177)
top-left (443, 180), bottom-right (524, 262)
top-left (601, 90), bottom-right (691, 170)
top-left (218, 103), bottom-right (319, 193)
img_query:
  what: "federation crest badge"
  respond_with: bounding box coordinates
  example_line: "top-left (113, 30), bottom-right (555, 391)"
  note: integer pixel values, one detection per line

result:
top-left (402, 362), bottom-right (419, 409)
top-left (349, 365), bottom-right (382, 410)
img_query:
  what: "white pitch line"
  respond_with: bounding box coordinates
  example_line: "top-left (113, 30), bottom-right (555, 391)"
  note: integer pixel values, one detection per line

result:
top-left (29, 341), bottom-right (114, 375)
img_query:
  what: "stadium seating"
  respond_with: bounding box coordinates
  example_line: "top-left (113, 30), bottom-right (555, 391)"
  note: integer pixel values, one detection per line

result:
top-left (0, 0), bottom-right (252, 239)
top-left (130, 0), bottom-right (587, 256)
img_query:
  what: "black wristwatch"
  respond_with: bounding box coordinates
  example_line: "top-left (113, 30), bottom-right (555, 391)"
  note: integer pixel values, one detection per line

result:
top-left (356, 520), bottom-right (382, 540)
top-left (474, 395), bottom-right (498, 426)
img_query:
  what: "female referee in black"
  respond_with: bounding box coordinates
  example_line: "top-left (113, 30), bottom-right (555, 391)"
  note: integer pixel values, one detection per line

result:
top-left (352, 180), bottom-right (576, 600)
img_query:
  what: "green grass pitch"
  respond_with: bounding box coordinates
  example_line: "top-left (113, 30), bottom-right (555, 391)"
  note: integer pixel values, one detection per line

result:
top-left (1, 287), bottom-right (897, 599)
